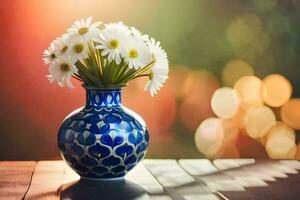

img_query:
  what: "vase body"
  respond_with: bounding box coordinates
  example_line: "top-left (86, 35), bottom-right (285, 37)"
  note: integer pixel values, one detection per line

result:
top-left (57, 87), bottom-right (149, 180)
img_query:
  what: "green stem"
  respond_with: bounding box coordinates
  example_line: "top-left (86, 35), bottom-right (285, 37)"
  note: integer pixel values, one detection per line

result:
top-left (96, 48), bottom-right (103, 77)
top-left (110, 61), bottom-right (119, 83)
top-left (72, 74), bottom-right (83, 82)
top-left (132, 74), bottom-right (150, 80)
top-left (87, 42), bottom-right (103, 83)
top-left (76, 60), bottom-right (100, 86)
top-left (102, 60), bottom-right (113, 84)
top-left (112, 61), bottom-right (127, 83)
top-left (121, 60), bottom-right (154, 83)
top-left (117, 69), bottom-right (137, 83)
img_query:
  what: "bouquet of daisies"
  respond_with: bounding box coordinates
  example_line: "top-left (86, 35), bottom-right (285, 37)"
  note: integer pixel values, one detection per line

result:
top-left (43, 17), bottom-right (169, 96)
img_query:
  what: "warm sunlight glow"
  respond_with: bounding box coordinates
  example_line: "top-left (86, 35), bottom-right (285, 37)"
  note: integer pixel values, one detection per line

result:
top-left (221, 119), bottom-right (240, 145)
top-left (228, 106), bottom-right (247, 130)
top-left (265, 122), bottom-right (296, 159)
top-left (244, 105), bottom-right (276, 139)
top-left (211, 87), bottom-right (241, 119)
top-left (195, 118), bottom-right (224, 158)
top-left (280, 98), bottom-right (300, 130)
top-left (262, 74), bottom-right (292, 107)
top-left (234, 75), bottom-right (263, 109)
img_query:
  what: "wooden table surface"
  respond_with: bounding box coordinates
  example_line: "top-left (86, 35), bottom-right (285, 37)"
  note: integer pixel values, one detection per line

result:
top-left (1, 159), bottom-right (300, 200)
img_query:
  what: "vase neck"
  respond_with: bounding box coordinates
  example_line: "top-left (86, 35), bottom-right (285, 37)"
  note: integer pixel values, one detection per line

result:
top-left (85, 88), bottom-right (122, 108)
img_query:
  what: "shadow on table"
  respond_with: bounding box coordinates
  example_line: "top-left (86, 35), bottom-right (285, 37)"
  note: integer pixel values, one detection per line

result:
top-left (61, 179), bottom-right (150, 200)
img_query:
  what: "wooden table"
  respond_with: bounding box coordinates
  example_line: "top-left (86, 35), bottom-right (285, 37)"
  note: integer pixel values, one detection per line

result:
top-left (1, 159), bottom-right (300, 200)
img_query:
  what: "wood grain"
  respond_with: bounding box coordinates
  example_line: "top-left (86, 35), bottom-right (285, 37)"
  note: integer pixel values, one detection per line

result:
top-left (60, 162), bottom-right (169, 200)
top-left (1, 159), bottom-right (299, 200)
top-left (24, 161), bottom-right (79, 200)
top-left (0, 161), bottom-right (36, 200)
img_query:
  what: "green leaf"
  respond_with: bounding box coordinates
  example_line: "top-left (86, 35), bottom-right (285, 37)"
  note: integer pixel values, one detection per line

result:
top-left (75, 60), bottom-right (101, 87)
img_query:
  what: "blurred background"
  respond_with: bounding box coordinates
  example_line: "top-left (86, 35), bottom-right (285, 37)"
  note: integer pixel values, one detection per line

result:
top-left (0, 0), bottom-right (300, 160)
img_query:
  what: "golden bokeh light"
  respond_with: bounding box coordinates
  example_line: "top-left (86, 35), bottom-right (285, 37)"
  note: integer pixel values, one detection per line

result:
top-left (194, 118), bottom-right (224, 157)
top-left (244, 105), bottom-right (276, 139)
top-left (266, 142), bottom-right (297, 159)
top-left (262, 74), bottom-right (292, 107)
top-left (194, 117), bottom-right (240, 158)
top-left (221, 119), bottom-right (240, 145)
top-left (222, 60), bottom-right (254, 87)
top-left (234, 75), bottom-right (263, 109)
top-left (261, 122), bottom-right (296, 146)
top-left (280, 98), bottom-right (300, 130)
top-left (265, 122), bottom-right (296, 159)
top-left (211, 87), bottom-right (241, 119)
top-left (229, 106), bottom-right (247, 131)
top-left (266, 137), bottom-right (296, 159)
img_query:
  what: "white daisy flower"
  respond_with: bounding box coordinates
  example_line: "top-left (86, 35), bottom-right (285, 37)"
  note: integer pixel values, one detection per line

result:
top-left (68, 17), bottom-right (101, 42)
top-left (130, 27), bottom-right (149, 42)
top-left (144, 66), bottom-right (169, 96)
top-left (43, 41), bottom-right (56, 64)
top-left (144, 38), bottom-right (169, 96)
top-left (53, 34), bottom-right (71, 58)
top-left (95, 23), bottom-right (129, 64)
top-left (47, 57), bottom-right (78, 88)
top-left (68, 37), bottom-right (89, 60)
top-left (121, 35), bottom-right (151, 69)
top-left (104, 22), bottom-right (131, 35)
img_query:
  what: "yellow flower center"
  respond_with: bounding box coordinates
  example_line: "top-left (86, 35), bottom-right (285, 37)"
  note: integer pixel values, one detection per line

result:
top-left (60, 63), bottom-right (70, 72)
top-left (74, 44), bottom-right (84, 53)
top-left (129, 49), bottom-right (138, 58)
top-left (109, 39), bottom-right (119, 49)
top-left (61, 46), bottom-right (68, 53)
top-left (78, 27), bottom-right (88, 35)
top-left (149, 71), bottom-right (154, 80)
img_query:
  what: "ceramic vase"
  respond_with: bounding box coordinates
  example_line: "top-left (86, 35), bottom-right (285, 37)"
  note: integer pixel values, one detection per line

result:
top-left (57, 87), bottom-right (149, 180)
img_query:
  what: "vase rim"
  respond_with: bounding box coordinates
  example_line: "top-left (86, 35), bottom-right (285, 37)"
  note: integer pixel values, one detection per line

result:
top-left (82, 84), bottom-right (126, 91)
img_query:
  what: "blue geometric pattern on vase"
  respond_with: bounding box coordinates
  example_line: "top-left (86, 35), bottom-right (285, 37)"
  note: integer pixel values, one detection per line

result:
top-left (57, 88), bottom-right (149, 180)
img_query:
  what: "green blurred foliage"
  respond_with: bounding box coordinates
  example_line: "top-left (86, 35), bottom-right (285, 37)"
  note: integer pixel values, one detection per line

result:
top-left (139, 0), bottom-right (300, 96)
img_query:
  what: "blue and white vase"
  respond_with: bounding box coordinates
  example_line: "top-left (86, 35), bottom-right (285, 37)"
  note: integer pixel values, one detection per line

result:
top-left (57, 87), bottom-right (149, 180)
